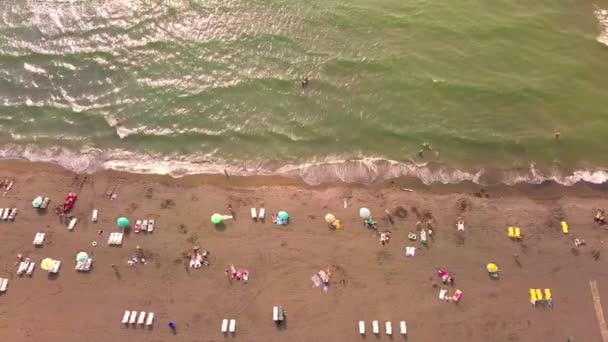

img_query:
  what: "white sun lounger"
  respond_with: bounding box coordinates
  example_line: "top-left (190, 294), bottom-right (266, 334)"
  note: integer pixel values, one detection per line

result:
top-left (372, 320), bottom-right (379, 334)
top-left (258, 208), bottom-right (265, 220)
top-left (40, 197), bottom-right (50, 209)
top-left (17, 261), bottom-right (29, 275)
top-left (50, 260), bottom-right (61, 273)
top-left (0, 278), bottom-right (8, 292)
top-left (8, 208), bottom-right (17, 220)
top-left (439, 289), bottom-right (448, 300)
top-left (142, 220), bottom-right (148, 231)
top-left (273, 306), bottom-right (284, 322)
top-left (26, 262), bottom-right (35, 276)
top-left (359, 321), bottom-right (365, 334)
top-left (147, 219), bottom-right (155, 232)
top-left (92, 209), bottom-right (98, 222)
top-left (146, 312), bottom-right (154, 326)
top-left (251, 208), bottom-right (257, 219)
top-left (0, 209), bottom-right (4, 218)
top-left (68, 218), bottom-right (77, 230)
top-left (221, 319), bottom-right (228, 332)
top-left (129, 311), bottom-right (137, 324)
top-left (229, 319), bottom-right (236, 333)
top-left (122, 310), bottom-right (130, 324)
top-left (385, 321), bottom-right (392, 335)
top-left (138, 311), bottom-right (146, 324)
top-left (400, 321), bottom-right (407, 335)
top-left (33, 232), bottom-right (45, 246)
top-left (3, 208), bottom-right (10, 220)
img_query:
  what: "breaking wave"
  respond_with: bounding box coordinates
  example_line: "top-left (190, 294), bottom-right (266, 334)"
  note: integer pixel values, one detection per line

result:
top-left (595, 6), bottom-right (608, 46)
top-left (0, 144), bottom-right (607, 187)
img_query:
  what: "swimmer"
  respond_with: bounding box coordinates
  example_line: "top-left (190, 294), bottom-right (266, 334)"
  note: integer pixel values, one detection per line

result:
top-left (301, 76), bottom-right (309, 88)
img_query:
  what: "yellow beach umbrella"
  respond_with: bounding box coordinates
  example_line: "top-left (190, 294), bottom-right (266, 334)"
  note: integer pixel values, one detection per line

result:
top-left (325, 213), bottom-right (336, 223)
top-left (486, 263), bottom-right (498, 273)
top-left (41, 258), bottom-right (55, 271)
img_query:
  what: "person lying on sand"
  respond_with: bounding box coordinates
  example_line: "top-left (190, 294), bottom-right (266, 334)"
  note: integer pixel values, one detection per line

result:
top-left (379, 231), bottom-right (391, 245)
top-left (457, 219), bottom-right (465, 231)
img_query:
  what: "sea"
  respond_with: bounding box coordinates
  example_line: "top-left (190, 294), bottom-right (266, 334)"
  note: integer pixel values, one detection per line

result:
top-left (1, 0), bottom-right (608, 185)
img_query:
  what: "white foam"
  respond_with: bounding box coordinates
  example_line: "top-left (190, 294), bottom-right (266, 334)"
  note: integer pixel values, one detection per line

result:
top-left (23, 63), bottom-right (46, 74)
top-left (594, 7), bottom-right (608, 46)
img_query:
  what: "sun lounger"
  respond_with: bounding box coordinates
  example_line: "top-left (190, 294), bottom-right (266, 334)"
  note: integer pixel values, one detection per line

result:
top-left (108, 232), bottom-right (124, 245)
top-left (385, 321), bottom-right (392, 335)
top-left (529, 288), bottom-right (537, 305)
top-left (68, 218), bottom-right (77, 230)
top-left (273, 306), bottom-right (284, 322)
top-left (359, 321), bottom-right (365, 334)
top-left (561, 221), bottom-right (569, 234)
top-left (229, 319), bottom-right (236, 332)
top-left (259, 208), bottom-right (265, 220)
top-left (545, 289), bottom-right (552, 307)
top-left (50, 260), bottom-right (61, 273)
top-left (439, 289), bottom-right (448, 300)
top-left (0, 278), bottom-right (7, 292)
top-left (92, 209), bottom-right (98, 222)
top-left (128, 311), bottom-right (137, 324)
top-left (400, 321), bottom-right (407, 335)
top-left (17, 261), bottom-right (29, 275)
top-left (0, 209), bottom-right (4, 218)
top-left (138, 311), bottom-right (146, 324)
top-left (372, 320), bottom-right (379, 334)
top-left (514, 227), bottom-right (521, 238)
top-left (122, 310), bottom-right (130, 324)
top-left (146, 312), bottom-right (154, 326)
top-left (508, 227), bottom-right (515, 238)
top-left (26, 262), bottom-right (35, 276)
top-left (2, 208), bottom-right (10, 220)
top-left (134, 220), bottom-right (142, 233)
top-left (251, 208), bottom-right (257, 220)
top-left (147, 219), bottom-right (155, 232)
top-left (452, 289), bottom-right (463, 302)
top-left (40, 197), bottom-right (50, 209)
top-left (142, 220), bottom-right (148, 231)
top-left (8, 208), bottom-right (16, 220)
top-left (221, 319), bottom-right (228, 333)
top-left (405, 246), bottom-right (416, 256)
top-left (33, 232), bottom-right (45, 246)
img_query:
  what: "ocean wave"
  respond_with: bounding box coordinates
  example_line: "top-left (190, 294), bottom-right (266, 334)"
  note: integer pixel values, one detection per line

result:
top-left (594, 7), bottom-right (608, 46)
top-left (0, 144), bottom-right (606, 187)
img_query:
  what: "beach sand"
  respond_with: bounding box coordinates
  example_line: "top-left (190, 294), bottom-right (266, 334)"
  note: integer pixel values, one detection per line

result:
top-left (0, 160), bottom-right (607, 341)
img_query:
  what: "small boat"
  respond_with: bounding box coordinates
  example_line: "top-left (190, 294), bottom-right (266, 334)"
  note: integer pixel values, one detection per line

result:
top-left (63, 193), bottom-right (77, 212)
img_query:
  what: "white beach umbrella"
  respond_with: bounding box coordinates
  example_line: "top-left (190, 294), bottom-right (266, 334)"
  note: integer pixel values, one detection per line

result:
top-left (359, 207), bottom-right (371, 219)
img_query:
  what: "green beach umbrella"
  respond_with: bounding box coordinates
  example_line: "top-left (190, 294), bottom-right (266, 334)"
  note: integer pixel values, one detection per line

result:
top-left (278, 211), bottom-right (289, 220)
top-left (32, 196), bottom-right (43, 208)
top-left (211, 213), bottom-right (223, 224)
top-left (76, 251), bottom-right (89, 262)
top-left (117, 217), bottom-right (129, 228)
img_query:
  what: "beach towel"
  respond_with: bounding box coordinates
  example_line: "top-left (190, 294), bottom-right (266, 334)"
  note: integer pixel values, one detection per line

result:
top-left (405, 246), bottom-right (416, 257)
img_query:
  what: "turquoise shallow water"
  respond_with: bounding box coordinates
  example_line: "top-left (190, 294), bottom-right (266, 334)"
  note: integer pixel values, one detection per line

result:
top-left (1, 0), bottom-right (608, 184)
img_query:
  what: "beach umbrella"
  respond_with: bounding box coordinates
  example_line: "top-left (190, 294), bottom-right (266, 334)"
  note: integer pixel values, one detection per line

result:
top-left (211, 213), bottom-right (223, 224)
top-left (359, 207), bottom-right (371, 219)
top-left (40, 258), bottom-right (55, 271)
top-left (486, 263), bottom-right (498, 273)
top-left (116, 217), bottom-right (129, 228)
top-left (32, 196), bottom-right (43, 208)
top-left (76, 252), bottom-right (89, 262)
top-left (278, 211), bottom-right (289, 220)
top-left (325, 213), bottom-right (336, 223)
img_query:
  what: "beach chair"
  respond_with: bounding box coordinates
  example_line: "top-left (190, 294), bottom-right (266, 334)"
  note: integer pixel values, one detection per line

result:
top-left (529, 289), bottom-right (537, 305)
top-left (535, 289), bottom-right (544, 306)
top-left (229, 319), bottom-right (236, 333)
top-left (372, 320), bottom-right (379, 334)
top-left (2, 208), bottom-right (9, 220)
top-left (508, 227), bottom-right (515, 238)
top-left (129, 311), bottom-right (137, 324)
top-left (561, 221), bottom-right (569, 234)
top-left (122, 310), bottom-right (130, 324)
top-left (514, 227), bottom-right (521, 239)
top-left (40, 197), bottom-right (50, 209)
top-left (147, 219), bottom-right (155, 232)
top-left (259, 208), bottom-right (265, 220)
top-left (439, 289), bottom-right (448, 300)
top-left (146, 312), bottom-right (154, 326)
top-left (0, 209), bottom-right (4, 219)
top-left (452, 289), bottom-right (463, 303)
top-left (221, 319), bottom-right (228, 333)
top-left (17, 261), bottom-right (29, 275)
top-left (33, 232), bottom-right (45, 246)
top-left (273, 306), bottom-right (284, 322)
top-left (400, 321), bottom-right (407, 335)
top-left (545, 289), bottom-right (553, 307)
top-left (142, 220), bottom-right (148, 231)
top-left (68, 218), bottom-right (77, 231)
top-left (50, 260), bottom-right (61, 273)
top-left (92, 209), bottom-right (98, 222)
top-left (358, 321), bottom-right (365, 334)
top-left (26, 262), bottom-right (35, 276)
top-left (8, 208), bottom-right (17, 220)
top-left (0, 278), bottom-right (7, 292)
top-left (251, 208), bottom-right (257, 220)
top-left (138, 311), bottom-right (146, 324)
top-left (385, 321), bottom-right (392, 335)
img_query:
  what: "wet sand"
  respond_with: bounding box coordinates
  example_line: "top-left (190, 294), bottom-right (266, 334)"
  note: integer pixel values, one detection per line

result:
top-left (0, 160), bottom-right (607, 342)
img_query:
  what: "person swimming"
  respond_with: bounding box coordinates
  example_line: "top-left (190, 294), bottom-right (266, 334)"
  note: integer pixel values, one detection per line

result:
top-left (301, 76), bottom-right (309, 88)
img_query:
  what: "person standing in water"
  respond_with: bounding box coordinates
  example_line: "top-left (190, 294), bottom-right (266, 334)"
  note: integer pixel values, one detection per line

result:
top-left (301, 75), bottom-right (309, 88)
top-left (554, 130), bottom-right (560, 140)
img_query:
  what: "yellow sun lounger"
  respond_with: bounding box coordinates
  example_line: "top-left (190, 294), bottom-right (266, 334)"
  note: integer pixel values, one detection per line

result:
top-left (535, 289), bottom-right (543, 303)
top-left (529, 288), bottom-right (537, 305)
top-left (561, 221), bottom-right (568, 234)
top-left (544, 289), bottom-right (552, 306)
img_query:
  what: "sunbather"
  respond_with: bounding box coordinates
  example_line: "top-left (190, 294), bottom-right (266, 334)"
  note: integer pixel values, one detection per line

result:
top-left (437, 269), bottom-right (455, 285)
top-left (379, 231), bottom-right (391, 245)
top-left (364, 217), bottom-right (377, 230)
top-left (457, 219), bottom-right (465, 231)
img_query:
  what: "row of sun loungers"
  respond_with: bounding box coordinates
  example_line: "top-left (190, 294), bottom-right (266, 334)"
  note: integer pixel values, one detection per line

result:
top-left (33, 232), bottom-right (45, 246)
top-left (250, 208), bottom-right (265, 220)
top-left (221, 319), bottom-right (236, 333)
top-left (0, 278), bottom-right (7, 293)
top-left (358, 320), bottom-right (407, 335)
top-left (17, 259), bottom-right (36, 276)
top-left (121, 310), bottom-right (154, 326)
top-left (108, 232), bottom-right (124, 245)
top-left (0, 208), bottom-right (17, 220)
top-left (134, 219), bottom-right (155, 233)
top-left (530, 288), bottom-right (553, 307)
top-left (75, 258), bottom-right (93, 272)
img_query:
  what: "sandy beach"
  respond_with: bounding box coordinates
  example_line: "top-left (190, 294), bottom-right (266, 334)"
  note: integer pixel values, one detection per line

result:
top-left (0, 160), bottom-right (607, 342)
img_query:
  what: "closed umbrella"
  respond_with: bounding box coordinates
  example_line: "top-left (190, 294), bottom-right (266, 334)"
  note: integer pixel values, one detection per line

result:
top-left (278, 211), bottom-right (289, 220)
top-left (76, 252), bottom-right (89, 262)
top-left (325, 213), bottom-right (336, 223)
top-left (359, 207), bottom-right (371, 219)
top-left (32, 196), bottom-right (43, 208)
top-left (211, 213), bottom-right (223, 224)
top-left (116, 217), bottom-right (129, 228)
top-left (486, 263), bottom-right (498, 273)
top-left (40, 258), bottom-right (55, 271)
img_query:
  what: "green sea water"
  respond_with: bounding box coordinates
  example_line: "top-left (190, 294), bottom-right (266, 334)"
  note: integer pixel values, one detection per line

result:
top-left (0, 0), bottom-right (608, 184)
